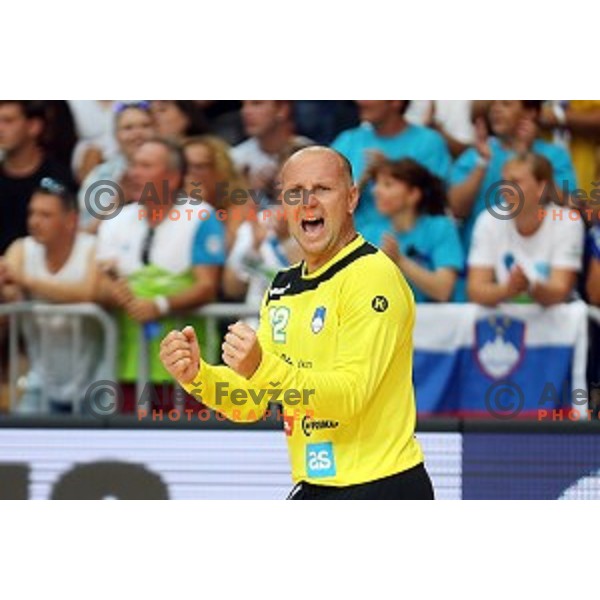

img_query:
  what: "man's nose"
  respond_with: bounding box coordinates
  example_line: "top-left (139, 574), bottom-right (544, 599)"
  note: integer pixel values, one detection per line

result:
top-left (305, 189), bottom-right (319, 208)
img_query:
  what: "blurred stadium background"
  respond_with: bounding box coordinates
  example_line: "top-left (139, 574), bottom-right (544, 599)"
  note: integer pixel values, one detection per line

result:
top-left (1, 100), bottom-right (600, 499)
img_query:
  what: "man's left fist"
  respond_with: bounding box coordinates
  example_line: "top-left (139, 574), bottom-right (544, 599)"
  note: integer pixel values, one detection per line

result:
top-left (222, 321), bottom-right (263, 379)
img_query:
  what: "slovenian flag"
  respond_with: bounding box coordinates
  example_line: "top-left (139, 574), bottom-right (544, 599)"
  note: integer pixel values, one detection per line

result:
top-left (413, 302), bottom-right (589, 418)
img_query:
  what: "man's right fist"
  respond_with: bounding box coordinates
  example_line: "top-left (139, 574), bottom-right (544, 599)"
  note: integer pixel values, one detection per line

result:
top-left (159, 326), bottom-right (201, 384)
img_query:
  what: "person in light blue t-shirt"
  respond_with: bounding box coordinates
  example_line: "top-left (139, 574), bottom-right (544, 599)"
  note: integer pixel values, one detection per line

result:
top-left (192, 212), bottom-right (226, 265)
top-left (332, 101), bottom-right (452, 231)
top-left (360, 156), bottom-right (464, 303)
top-left (448, 100), bottom-right (578, 253)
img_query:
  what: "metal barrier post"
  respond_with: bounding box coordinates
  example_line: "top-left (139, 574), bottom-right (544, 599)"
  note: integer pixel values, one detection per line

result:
top-left (205, 315), bottom-right (219, 364)
top-left (72, 315), bottom-right (83, 413)
top-left (137, 327), bottom-right (150, 413)
top-left (8, 311), bottom-right (19, 412)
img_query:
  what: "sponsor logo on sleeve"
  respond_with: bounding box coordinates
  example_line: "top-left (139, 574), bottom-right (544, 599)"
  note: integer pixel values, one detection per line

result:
top-left (371, 296), bottom-right (388, 312)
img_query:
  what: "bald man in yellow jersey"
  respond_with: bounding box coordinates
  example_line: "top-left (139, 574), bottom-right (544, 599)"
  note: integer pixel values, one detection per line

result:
top-left (159, 146), bottom-right (433, 500)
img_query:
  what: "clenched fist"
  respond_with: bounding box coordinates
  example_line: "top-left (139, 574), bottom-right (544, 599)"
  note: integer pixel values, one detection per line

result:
top-left (222, 321), bottom-right (263, 379)
top-left (159, 326), bottom-right (201, 384)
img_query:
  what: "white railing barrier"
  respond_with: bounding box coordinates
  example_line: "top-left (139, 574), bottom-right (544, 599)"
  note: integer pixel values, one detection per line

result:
top-left (0, 302), bottom-right (117, 414)
top-left (2, 301), bottom-right (600, 415)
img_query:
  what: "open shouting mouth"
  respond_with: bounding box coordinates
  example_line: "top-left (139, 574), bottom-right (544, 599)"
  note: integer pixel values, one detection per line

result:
top-left (301, 216), bottom-right (325, 238)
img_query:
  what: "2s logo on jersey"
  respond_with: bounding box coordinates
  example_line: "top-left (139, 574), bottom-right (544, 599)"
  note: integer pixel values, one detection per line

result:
top-left (306, 442), bottom-right (337, 478)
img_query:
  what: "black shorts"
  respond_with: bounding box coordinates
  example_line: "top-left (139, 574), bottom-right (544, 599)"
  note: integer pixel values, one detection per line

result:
top-left (287, 463), bottom-right (434, 500)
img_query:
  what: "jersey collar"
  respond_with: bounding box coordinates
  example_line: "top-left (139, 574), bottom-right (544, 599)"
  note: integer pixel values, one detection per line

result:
top-left (301, 234), bottom-right (365, 280)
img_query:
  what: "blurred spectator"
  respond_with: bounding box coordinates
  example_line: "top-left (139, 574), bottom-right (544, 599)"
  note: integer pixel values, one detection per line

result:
top-left (471, 101), bottom-right (493, 124)
top-left (220, 136), bottom-right (306, 337)
top-left (587, 225), bottom-right (600, 305)
top-left (78, 101), bottom-right (155, 232)
top-left (0, 262), bottom-right (10, 298)
top-left (586, 224), bottom-right (600, 415)
top-left (42, 101), bottom-right (78, 172)
top-left (538, 100), bottom-right (600, 196)
top-left (0, 100), bottom-right (75, 255)
top-left (332, 101), bottom-right (452, 230)
top-left (151, 101), bottom-right (207, 143)
top-left (360, 157), bottom-right (464, 302)
top-left (95, 138), bottom-right (225, 411)
top-left (221, 135), bottom-right (310, 310)
top-left (405, 100), bottom-right (475, 158)
top-left (294, 101), bottom-right (360, 145)
top-left (182, 135), bottom-right (247, 250)
top-left (0, 178), bottom-right (101, 413)
top-left (197, 101), bottom-right (244, 146)
top-left (67, 100), bottom-right (119, 183)
top-left (468, 153), bottom-right (584, 307)
top-left (223, 207), bottom-right (302, 311)
top-left (449, 100), bottom-right (578, 252)
top-left (232, 101), bottom-right (311, 199)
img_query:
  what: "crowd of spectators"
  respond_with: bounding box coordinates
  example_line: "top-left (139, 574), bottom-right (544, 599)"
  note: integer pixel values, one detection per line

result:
top-left (1, 99), bottom-right (600, 414)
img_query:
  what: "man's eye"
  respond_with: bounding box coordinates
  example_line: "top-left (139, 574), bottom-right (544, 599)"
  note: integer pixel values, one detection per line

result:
top-left (315, 185), bottom-right (330, 192)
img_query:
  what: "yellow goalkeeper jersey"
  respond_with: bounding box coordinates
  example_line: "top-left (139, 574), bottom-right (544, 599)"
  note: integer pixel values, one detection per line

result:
top-left (181, 234), bottom-right (424, 486)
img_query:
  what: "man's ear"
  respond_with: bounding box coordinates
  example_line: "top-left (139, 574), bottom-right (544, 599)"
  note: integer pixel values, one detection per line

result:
top-left (348, 185), bottom-right (360, 214)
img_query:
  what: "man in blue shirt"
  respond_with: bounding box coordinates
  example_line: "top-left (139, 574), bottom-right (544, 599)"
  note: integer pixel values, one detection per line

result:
top-left (448, 100), bottom-right (577, 253)
top-left (332, 101), bottom-right (452, 230)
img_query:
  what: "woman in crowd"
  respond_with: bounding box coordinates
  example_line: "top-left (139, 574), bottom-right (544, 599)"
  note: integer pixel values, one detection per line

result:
top-left (182, 135), bottom-right (250, 250)
top-left (77, 101), bottom-right (155, 233)
top-left (468, 153), bottom-right (584, 307)
top-left (361, 156), bottom-right (464, 303)
top-left (152, 101), bottom-right (207, 143)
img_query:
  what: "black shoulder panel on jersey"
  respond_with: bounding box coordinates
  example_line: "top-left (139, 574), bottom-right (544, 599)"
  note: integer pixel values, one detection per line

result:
top-left (266, 241), bottom-right (378, 304)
